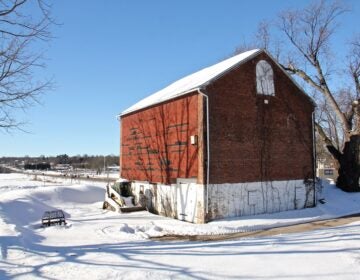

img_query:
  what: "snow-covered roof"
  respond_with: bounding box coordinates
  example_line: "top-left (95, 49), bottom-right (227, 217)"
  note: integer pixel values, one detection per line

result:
top-left (121, 49), bottom-right (262, 116)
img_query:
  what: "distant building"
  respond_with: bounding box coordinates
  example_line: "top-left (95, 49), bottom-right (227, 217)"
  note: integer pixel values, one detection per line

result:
top-left (119, 49), bottom-right (316, 223)
top-left (24, 162), bottom-right (50, 170)
top-left (107, 165), bottom-right (120, 172)
top-left (317, 156), bottom-right (338, 181)
top-left (53, 164), bottom-right (73, 171)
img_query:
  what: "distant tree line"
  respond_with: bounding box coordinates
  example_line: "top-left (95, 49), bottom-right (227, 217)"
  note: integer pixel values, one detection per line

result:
top-left (1, 154), bottom-right (119, 172)
top-left (53, 154), bottom-right (119, 171)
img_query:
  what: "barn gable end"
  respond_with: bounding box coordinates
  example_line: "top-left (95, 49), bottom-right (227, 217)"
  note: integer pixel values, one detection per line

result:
top-left (204, 51), bottom-right (315, 184)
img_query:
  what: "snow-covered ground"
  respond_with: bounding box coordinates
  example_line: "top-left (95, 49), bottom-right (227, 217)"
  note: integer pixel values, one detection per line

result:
top-left (1, 173), bottom-right (360, 279)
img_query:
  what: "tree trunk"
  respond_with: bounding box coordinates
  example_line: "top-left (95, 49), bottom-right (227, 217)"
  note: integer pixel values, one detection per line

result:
top-left (337, 135), bottom-right (360, 192)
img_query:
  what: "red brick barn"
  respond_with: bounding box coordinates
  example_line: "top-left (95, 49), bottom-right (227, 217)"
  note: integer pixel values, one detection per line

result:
top-left (119, 49), bottom-right (316, 223)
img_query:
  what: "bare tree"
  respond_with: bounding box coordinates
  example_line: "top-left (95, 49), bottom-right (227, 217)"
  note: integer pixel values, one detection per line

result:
top-left (348, 36), bottom-right (360, 130)
top-left (0, 0), bottom-right (53, 130)
top-left (235, 0), bottom-right (359, 191)
top-left (276, 0), bottom-right (359, 191)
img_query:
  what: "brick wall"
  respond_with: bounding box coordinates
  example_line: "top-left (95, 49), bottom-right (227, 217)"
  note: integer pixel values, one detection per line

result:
top-left (120, 93), bottom-right (200, 184)
top-left (205, 52), bottom-right (315, 184)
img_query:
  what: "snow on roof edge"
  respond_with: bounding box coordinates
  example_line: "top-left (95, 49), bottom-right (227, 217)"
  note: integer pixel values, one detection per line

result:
top-left (119, 87), bottom-right (201, 118)
top-left (118, 48), bottom-right (314, 118)
top-left (119, 49), bottom-right (262, 117)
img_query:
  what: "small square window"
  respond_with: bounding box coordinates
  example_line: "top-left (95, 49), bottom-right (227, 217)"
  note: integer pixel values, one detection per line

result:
top-left (324, 169), bottom-right (334, 175)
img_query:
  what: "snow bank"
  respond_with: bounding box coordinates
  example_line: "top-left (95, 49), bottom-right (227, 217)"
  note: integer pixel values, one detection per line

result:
top-left (1, 174), bottom-right (360, 242)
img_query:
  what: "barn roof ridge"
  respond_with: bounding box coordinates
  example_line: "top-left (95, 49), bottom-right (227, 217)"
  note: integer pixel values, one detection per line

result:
top-left (120, 49), bottom-right (314, 117)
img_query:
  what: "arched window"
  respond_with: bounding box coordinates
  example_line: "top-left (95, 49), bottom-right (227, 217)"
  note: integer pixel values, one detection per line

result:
top-left (256, 60), bottom-right (275, 96)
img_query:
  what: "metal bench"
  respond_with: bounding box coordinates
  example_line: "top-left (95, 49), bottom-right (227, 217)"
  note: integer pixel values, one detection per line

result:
top-left (42, 210), bottom-right (66, 226)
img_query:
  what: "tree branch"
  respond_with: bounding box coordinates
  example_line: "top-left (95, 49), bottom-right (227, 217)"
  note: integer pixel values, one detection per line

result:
top-left (0, 0), bottom-right (53, 131)
top-left (0, 0), bottom-right (26, 17)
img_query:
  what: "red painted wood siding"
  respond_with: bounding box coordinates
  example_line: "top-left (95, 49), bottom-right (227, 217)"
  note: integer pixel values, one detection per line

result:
top-left (120, 93), bottom-right (199, 184)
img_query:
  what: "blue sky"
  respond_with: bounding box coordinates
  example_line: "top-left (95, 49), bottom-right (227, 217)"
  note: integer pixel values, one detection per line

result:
top-left (1, 0), bottom-right (359, 157)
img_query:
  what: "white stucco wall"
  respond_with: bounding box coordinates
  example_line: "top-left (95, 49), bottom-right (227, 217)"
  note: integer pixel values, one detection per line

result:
top-left (130, 180), bottom-right (205, 223)
top-left (207, 179), bottom-right (315, 220)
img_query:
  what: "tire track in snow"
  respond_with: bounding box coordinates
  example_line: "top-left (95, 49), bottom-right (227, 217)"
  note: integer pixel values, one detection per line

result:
top-left (151, 213), bottom-right (360, 242)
